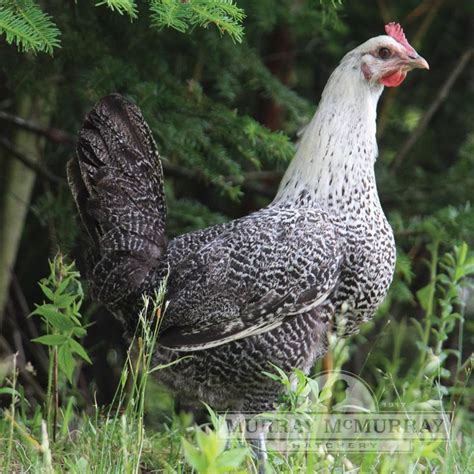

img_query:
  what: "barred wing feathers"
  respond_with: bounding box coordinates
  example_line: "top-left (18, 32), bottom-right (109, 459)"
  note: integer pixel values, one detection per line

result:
top-left (159, 206), bottom-right (342, 351)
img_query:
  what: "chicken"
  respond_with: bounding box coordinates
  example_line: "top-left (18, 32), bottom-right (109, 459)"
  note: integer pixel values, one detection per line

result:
top-left (68, 23), bottom-right (428, 416)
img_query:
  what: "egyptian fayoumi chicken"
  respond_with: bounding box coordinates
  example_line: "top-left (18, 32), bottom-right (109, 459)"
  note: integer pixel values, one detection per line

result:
top-left (68, 23), bottom-right (428, 414)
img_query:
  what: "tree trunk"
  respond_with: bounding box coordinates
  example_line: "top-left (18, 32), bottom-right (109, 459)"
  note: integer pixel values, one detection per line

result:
top-left (0, 96), bottom-right (47, 320)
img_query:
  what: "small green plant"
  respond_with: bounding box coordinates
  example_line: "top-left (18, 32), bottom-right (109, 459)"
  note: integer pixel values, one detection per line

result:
top-left (30, 254), bottom-right (91, 439)
top-left (91, 282), bottom-right (187, 472)
top-left (262, 365), bottom-right (321, 412)
top-left (411, 242), bottom-right (473, 401)
top-left (1, 244), bottom-right (473, 473)
top-left (181, 405), bottom-right (248, 473)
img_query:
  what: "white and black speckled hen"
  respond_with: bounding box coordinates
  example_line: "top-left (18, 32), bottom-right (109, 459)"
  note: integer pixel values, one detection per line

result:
top-left (68, 23), bottom-right (428, 413)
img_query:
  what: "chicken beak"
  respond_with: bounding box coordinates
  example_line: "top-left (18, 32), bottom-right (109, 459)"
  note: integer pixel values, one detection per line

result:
top-left (406, 54), bottom-right (429, 70)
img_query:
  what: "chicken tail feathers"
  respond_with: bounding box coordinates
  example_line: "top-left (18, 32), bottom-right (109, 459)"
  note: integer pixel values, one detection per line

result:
top-left (68, 93), bottom-right (166, 306)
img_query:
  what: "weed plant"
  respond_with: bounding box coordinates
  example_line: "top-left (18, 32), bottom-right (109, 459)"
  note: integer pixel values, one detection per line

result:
top-left (0, 245), bottom-right (472, 473)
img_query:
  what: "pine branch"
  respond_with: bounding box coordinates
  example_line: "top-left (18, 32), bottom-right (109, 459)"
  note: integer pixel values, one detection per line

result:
top-left (188, 0), bottom-right (245, 41)
top-left (149, 0), bottom-right (188, 32)
top-left (95, 0), bottom-right (138, 19)
top-left (319, 0), bottom-right (344, 27)
top-left (0, 0), bottom-right (61, 54)
top-left (149, 0), bottom-right (245, 43)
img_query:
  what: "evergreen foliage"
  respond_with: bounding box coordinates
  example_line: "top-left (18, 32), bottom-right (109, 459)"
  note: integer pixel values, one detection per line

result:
top-left (0, 0), bottom-right (60, 54)
top-left (150, 0), bottom-right (245, 42)
top-left (0, 0), bottom-right (245, 56)
top-left (96, 0), bottom-right (138, 19)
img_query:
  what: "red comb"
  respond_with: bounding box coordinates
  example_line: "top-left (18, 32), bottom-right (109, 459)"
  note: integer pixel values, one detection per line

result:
top-left (385, 22), bottom-right (417, 56)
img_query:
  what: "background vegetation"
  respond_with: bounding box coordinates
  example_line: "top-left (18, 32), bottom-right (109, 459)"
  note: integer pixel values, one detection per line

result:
top-left (0, 0), bottom-right (472, 472)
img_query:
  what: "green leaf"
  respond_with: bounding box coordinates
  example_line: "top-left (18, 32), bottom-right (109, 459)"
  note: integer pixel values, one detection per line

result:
top-left (416, 284), bottom-right (433, 312)
top-left (31, 305), bottom-right (76, 332)
top-left (195, 427), bottom-right (209, 454)
top-left (58, 344), bottom-right (75, 383)
top-left (261, 370), bottom-right (280, 382)
top-left (0, 387), bottom-right (21, 398)
top-left (457, 242), bottom-right (468, 265)
top-left (72, 326), bottom-right (87, 338)
top-left (54, 293), bottom-right (77, 308)
top-left (149, 356), bottom-right (193, 373)
top-left (181, 438), bottom-right (206, 472)
top-left (409, 317), bottom-right (425, 339)
top-left (56, 275), bottom-right (73, 295)
top-left (61, 396), bottom-right (77, 435)
top-left (215, 448), bottom-right (248, 470)
top-left (32, 334), bottom-right (68, 346)
top-left (38, 282), bottom-right (54, 301)
top-left (69, 339), bottom-right (92, 364)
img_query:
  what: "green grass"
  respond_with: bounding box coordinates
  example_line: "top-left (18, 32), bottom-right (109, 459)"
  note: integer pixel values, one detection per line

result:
top-left (1, 244), bottom-right (473, 473)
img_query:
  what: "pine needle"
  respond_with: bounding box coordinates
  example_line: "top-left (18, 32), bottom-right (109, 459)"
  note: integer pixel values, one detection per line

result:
top-left (150, 0), bottom-right (245, 43)
top-left (0, 0), bottom-right (60, 54)
top-left (95, 0), bottom-right (138, 19)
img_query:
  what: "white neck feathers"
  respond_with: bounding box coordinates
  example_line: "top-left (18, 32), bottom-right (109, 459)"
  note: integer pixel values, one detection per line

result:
top-left (275, 57), bottom-right (384, 209)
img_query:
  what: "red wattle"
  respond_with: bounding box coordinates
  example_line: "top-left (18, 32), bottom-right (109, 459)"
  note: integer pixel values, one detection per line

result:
top-left (380, 70), bottom-right (407, 87)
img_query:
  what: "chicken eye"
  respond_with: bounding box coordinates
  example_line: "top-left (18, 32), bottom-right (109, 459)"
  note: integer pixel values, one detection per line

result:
top-left (378, 47), bottom-right (392, 59)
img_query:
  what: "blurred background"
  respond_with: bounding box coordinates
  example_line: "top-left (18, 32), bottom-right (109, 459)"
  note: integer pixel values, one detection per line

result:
top-left (0, 0), bottom-right (472, 414)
